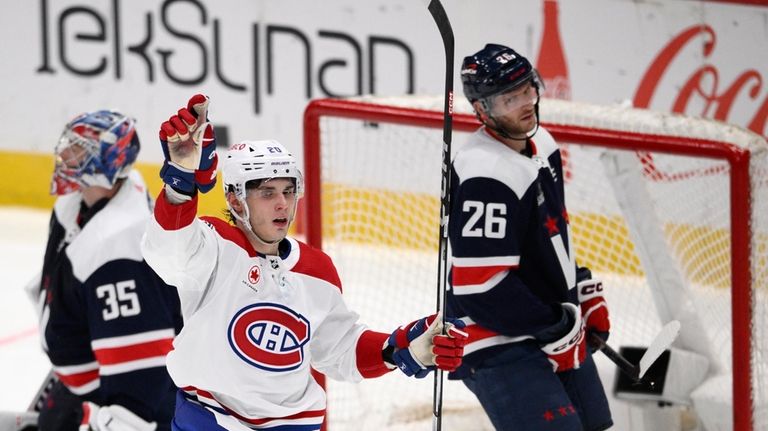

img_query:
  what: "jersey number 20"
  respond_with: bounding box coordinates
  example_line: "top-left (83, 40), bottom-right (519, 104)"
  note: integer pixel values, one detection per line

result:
top-left (96, 280), bottom-right (141, 321)
top-left (461, 200), bottom-right (507, 239)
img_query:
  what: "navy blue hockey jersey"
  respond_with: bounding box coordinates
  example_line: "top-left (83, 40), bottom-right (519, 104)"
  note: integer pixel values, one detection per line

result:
top-left (447, 127), bottom-right (578, 377)
top-left (37, 171), bottom-right (182, 428)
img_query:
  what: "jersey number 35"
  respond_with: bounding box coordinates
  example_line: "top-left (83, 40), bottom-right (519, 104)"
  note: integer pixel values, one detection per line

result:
top-left (96, 280), bottom-right (141, 321)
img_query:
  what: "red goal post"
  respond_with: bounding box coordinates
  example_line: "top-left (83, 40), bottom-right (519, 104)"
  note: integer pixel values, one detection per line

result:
top-left (303, 95), bottom-right (767, 431)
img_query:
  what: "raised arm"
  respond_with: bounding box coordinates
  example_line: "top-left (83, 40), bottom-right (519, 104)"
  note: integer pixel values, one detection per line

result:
top-left (141, 94), bottom-right (220, 295)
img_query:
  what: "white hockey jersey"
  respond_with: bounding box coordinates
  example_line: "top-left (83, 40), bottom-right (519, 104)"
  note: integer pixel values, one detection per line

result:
top-left (141, 191), bottom-right (391, 430)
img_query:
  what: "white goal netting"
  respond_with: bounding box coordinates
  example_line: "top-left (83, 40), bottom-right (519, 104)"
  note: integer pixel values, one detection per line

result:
top-left (303, 95), bottom-right (768, 431)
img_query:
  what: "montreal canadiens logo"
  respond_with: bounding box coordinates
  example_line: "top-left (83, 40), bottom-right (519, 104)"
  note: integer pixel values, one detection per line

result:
top-left (227, 303), bottom-right (310, 372)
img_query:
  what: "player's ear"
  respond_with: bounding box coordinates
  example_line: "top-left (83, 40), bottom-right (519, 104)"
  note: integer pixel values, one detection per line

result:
top-left (227, 192), bottom-right (243, 212)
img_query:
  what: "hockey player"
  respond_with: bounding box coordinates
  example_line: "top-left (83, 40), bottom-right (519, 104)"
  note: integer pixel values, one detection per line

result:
top-left (140, 94), bottom-right (468, 431)
top-left (446, 43), bottom-right (613, 430)
top-left (31, 110), bottom-right (183, 430)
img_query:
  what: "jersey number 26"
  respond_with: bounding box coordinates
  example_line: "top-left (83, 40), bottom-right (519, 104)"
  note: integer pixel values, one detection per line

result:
top-left (461, 200), bottom-right (507, 239)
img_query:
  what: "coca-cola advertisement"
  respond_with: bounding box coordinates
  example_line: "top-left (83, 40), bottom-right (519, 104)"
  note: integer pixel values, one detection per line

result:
top-left (634, 23), bottom-right (767, 137)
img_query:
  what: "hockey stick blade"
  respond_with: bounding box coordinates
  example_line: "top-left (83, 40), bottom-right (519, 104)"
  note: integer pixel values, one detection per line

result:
top-left (591, 320), bottom-right (681, 383)
top-left (27, 370), bottom-right (56, 413)
top-left (0, 370), bottom-right (58, 431)
top-left (0, 411), bottom-right (38, 431)
top-left (638, 319), bottom-right (681, 380)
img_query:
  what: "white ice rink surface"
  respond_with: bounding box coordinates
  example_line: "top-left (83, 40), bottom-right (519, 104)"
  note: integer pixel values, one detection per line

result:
top-left (0, 206), bottom-right (701, 430)
top-left (0, 207), bottom-right (54, 411)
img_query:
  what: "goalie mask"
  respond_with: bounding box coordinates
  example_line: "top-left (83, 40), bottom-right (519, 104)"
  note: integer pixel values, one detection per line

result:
top-left (51, 110), bottom-right (140, 195)
top-left (461, 43), bottom-right (543, 139)
top-left (221, 140), bottom-right (304, 242)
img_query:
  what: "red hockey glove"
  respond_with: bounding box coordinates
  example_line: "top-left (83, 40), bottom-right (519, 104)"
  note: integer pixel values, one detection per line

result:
top-left (387, 313), bottom-right (469, 378)
top-left (159, 94), bottom-right (218, 194)
top-left (577, 273), bottom-right (610, 352)
top-left (540, 303), bottom-right (587, 373)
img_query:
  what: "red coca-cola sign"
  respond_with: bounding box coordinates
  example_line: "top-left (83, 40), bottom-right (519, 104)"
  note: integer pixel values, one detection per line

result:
top-left (634, 24), bottom-right (767, 139)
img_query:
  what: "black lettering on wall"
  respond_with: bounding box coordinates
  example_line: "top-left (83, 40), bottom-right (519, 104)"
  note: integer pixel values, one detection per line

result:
top-left (59, 7), bottom-right (107, 76)
top-left (253, 23), bottom-right (260, 114)
top-left (126, 13), bottom-right (154, 82)
top-left (112, 0), bottom-right (121, 79)
top-left (214, 19), bottom-right (246, 91)
top-left (37, 0), bottom-right (54, 73)
top-left (157, 0), bottom-right (208, 85)
top-left (34, 2), bottom-right (418, 116)
top-left (318, 30), bottom-right (362, 98)
top-left (267, 25), bottom-right (311, 98)
top-left (368, 36), bottom-right (414, 94)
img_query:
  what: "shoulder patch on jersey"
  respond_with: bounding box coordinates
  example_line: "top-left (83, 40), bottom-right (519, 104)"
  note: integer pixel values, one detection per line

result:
top-left (453, 129), bottom-right (539, 198)
top-left (67, 174), bottom-right (152, 282)
top-left (199, 216), bottom-right (259, 257)
top-left (291, 240), bottom-right (343, 292)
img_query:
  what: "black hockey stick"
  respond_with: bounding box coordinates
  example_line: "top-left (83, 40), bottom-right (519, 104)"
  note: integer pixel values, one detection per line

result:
top-left (591, 320), bottom-right (681, 382)
top-left (423, 0), bottom-right (454, 430)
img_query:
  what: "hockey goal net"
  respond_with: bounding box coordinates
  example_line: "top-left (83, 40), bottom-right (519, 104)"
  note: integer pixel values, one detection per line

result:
top-left (302, 95), bottom-right (767, 431)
